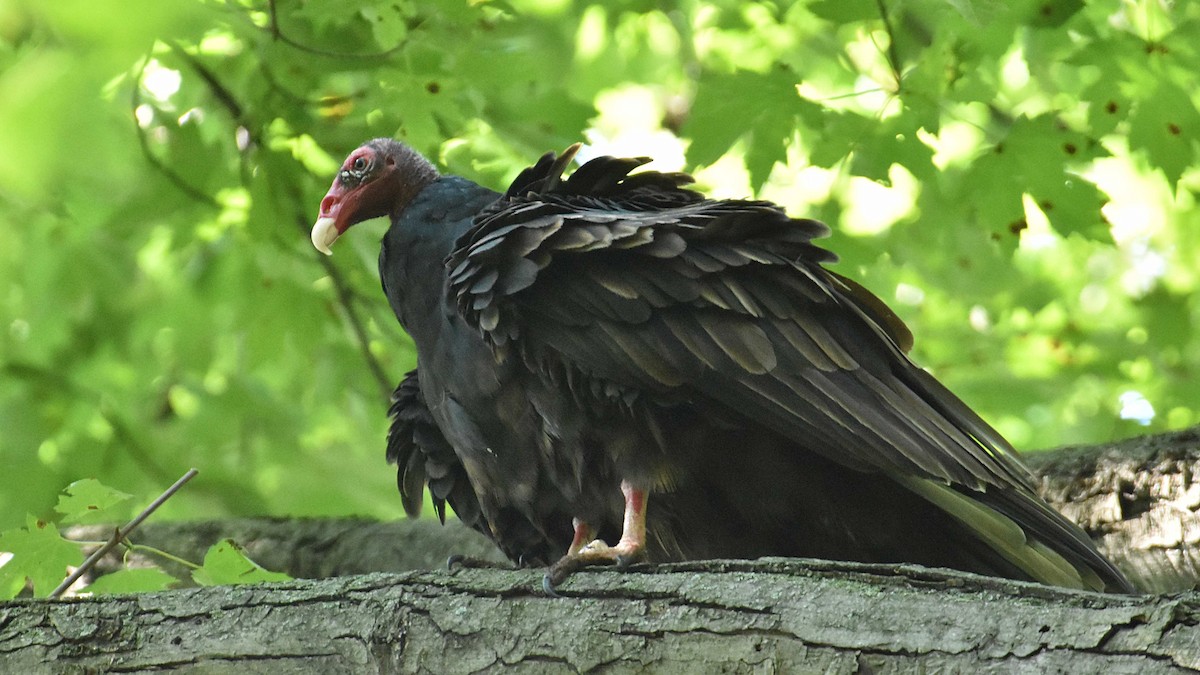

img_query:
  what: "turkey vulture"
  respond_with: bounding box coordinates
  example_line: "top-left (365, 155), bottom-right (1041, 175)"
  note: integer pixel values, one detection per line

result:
top-left (311, 138), bottom-right (1134, 594)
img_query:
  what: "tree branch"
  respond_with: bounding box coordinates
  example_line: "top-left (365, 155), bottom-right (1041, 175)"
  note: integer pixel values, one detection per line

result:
top-left (873, 0), bottom-right (905, 89)
top-left (3, 559), bottom-right (1197, 671)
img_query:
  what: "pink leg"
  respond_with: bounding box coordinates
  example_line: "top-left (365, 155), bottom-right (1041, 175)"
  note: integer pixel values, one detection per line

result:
top-left (568, 518), bottom-right (596, 556)
top-left (544, 481), bottom-right (648, 593)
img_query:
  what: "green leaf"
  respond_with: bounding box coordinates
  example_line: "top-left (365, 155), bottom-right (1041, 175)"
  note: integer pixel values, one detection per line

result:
top-left (960, 145), bottom-right (1025, 247)
top-left (295, 0), bottom-right (361, 32)
top-left (1128, 82), bottom-right (1200, 189)
top-left (1139, 290), bottom-right (1193, 350)
top-left (0, 516), bottom-right (84, 599)
top-left (806, 109), bottom-right (870, 169)
top-left (960, 115), bottom-right (1111, 244)
top-left (850, 113), bottom-right (936, 184)
top-left (686, 68), bottom-right (813, 188)
top-left (1030, 174), bottom-right (1110, 242)
top-left (55, 478), bottom-right (134, 525)
top-left (1081, 78), bottom-right (1132, 138)
top-left (360, 4), bottom-right (411, 49)
top-left (191, 539), bottom-right (292, 587)
top-left (83, 567), bottom-right (178, 596)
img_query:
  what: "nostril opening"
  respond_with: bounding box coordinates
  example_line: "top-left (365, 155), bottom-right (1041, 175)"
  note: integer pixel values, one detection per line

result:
top-left (320, 195), bottom-right (338, 216)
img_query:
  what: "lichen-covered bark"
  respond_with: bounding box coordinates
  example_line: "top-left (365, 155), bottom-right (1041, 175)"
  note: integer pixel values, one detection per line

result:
top-left (3, 560), bottom-right (1199, 674)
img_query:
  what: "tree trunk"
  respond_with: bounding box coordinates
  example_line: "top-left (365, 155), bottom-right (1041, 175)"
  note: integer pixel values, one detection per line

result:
top-left (3, 427), bottom-right (1200, 672)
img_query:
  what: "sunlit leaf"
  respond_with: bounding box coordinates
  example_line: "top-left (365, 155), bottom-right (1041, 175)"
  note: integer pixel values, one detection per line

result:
top-left (686, 68), bottom-right (814, 188)
top-left (0, 516), bottom-right (84, 599)
top-left (1128, 82), bottom-right (1200, 189)
top-left (55, 479), bottom-right (135, 525)
top-left (191, 539), bottom-right (292, 587)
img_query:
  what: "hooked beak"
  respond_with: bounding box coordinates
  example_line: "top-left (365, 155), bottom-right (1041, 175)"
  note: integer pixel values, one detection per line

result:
top-left (311, 190), bottom-right (342, 255)
top-left (311, 217), bottom-right (338, 255)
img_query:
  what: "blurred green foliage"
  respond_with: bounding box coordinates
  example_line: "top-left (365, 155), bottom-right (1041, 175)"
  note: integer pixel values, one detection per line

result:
top-left (1, 0), bottom-right (1197, 532)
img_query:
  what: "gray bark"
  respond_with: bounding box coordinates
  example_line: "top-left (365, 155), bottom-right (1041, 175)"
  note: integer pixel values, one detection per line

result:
top-left (3, 426), bottom-right (1199, 672)
top-left (3, 560), bottom-right (1199, 673)
top-left (1026, 426), bottom-right (1200, 593)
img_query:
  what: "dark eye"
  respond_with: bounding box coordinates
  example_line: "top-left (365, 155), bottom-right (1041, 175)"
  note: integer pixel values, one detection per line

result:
top-left (352, 157), bottom-right (367, 171)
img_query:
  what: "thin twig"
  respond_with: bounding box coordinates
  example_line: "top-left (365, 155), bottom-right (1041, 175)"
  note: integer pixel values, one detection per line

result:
top-left (817, 86), bottom-right (888, 103)
top-left (61, 540), bottom-right (200, 570)
top-left (124, 543), bottom-right (203, 570)
top-left (51, 469), bottom-right (200, 598)
top-left (873, 0), bottom-right (904, 90)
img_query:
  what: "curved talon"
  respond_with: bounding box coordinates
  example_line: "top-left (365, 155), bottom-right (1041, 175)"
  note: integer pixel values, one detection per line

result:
top-left (615, 554), bottom-right (634, 570)
top-left (446, 554), bottom-right (466, 571)
top-left (542, 573), bottom-right (562, 597)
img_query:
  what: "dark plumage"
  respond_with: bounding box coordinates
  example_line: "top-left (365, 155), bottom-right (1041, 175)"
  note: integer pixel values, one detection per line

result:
top-left (312, 138), bottom-right (1134, 593)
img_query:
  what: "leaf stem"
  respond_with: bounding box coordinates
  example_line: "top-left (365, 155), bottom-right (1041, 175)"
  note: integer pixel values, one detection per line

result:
top-left (124, 543), bottom-right (203, 571)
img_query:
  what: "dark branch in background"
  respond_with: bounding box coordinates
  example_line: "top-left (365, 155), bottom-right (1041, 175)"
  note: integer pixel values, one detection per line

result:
top-left (50, 469), bottom-right (199, 598)
top-left (166, 41), bottom-right (262, 188)
top-left (873, 0), bottom-right (905, 90)
top-left (294, 213), bottom-right (394, 402)
top-left (101, 407), bottom-right (176, 487)
top-left (132, 54), bottom-right (220, 208)
top-left (140, 23), bottom-right (409, 407)
top-left (265, 0), bottom-right (416, 59)
top-left (167, 42), bottom-right (246, 124)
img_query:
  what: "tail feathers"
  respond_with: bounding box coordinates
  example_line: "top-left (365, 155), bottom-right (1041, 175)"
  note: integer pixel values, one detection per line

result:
top-left (898, 476), bottom-right (1131, 593)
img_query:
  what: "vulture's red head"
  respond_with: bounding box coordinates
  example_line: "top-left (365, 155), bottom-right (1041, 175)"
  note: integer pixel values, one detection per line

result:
top-left (311, 139), bottom-right (438, 254)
